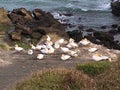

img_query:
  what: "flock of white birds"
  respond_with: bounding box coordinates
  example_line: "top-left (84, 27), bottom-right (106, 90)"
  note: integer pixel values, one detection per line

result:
top-left (14, 35), bottom-right (111, 61)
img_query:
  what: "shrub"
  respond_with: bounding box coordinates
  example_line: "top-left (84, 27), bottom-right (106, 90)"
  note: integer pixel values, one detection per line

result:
top-left (9, 68), bottom-right (95, 90)
top-left (76, 61), bottom-right (111, 77)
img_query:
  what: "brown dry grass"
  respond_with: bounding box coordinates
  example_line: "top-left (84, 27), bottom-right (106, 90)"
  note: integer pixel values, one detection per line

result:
top-left (9, 68), bottom-right (95, 90)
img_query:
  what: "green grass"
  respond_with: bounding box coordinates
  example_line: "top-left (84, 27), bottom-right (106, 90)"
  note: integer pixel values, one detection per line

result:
top-left (9, 68), bottom-right (95, 90)
top-left (95, 60), bottom-right (120, 90)
top-left (76, 61), bottom-right (111, 77)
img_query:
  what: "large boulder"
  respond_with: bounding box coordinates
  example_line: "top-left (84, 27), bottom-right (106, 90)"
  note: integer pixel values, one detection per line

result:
top-left (111, 1), bottom-right (120, 16)
top-left (8, 8), bottom-right (68, 41)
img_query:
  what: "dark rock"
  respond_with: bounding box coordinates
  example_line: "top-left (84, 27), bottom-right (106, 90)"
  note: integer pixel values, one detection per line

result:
top-left (78, 25), bottom-right (84, 30)
top-left (108, 29), bottom-right (118, 35)
top-left (100, 25), bottom-right (107, 29)
top-left (67, 30), bottom-right (82, 42)
top-left (111, 24), bottom-right (118, 28)
top-left (63, 13), bottom-right (73, 17)
top-left (117, 26), bottom-right (120, 32)
top-left (86, 28), bottom-right (95, 32)
top-left (111, 1), bottom-right (120, 16)
top-left (93, 31), bottom-right (120, 49)
top-left (8, 8), bottom-right (68, 41)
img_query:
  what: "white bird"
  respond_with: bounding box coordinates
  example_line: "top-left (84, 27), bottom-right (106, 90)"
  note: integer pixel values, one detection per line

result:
top-left (14, 44), bottom-right (24, 52)
top-left (45, 40), bottom-right (53, 46)
top-left (55, 38), bottom-right (67, 45)
top-left (27, 49), bottom-right (33, 55)
top-left (35, 44), bottom-right (42, 50)
top-left (78, 38), bottom-right (90, 45)
top-left (47, 35), bottom-right (51, 41)
top-left (47, 45), bottom-right (55, 54)
top-left (69, 38), bottom-right (75, 43)
top-left (54, 43), bottom-right (60, 49)
top-left (37, 54), bottom-right (44, 60)
top-left (40, 48), bottom-right (49, 54)
top-left (67, 42), bottom-right (78, 48)
top-left (60, 47), bottom-right (69, 53)
top-left (30, 44), bottom-right (36, 50)
top-left (68, 50), bottom-right (78, 57)
top-left (61, 54), bottom-right (71, 60)
top-left (88, 48), bottom-right (98, 53)
top-left (92, 54), bottom-right (109, 61)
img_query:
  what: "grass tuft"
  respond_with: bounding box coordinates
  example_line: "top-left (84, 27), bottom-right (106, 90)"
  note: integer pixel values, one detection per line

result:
top-left (9, 68), bottom-right (95, 90)
top-left (95, 60), bottom-right (120, 90)
top-left (76, 61), bottom-right (111, 77)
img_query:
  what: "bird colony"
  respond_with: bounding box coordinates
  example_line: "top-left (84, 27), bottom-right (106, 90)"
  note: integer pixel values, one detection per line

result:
top-left (14, 35), bottom-right (112, 61)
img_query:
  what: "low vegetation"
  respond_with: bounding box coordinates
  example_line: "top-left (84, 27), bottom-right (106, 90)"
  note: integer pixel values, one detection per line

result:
top-left (10, 68), bottom-right (95, 90)
top-left (76, 61), bottom-right (111, 77)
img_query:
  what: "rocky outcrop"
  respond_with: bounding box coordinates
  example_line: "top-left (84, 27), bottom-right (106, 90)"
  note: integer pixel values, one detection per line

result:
top-left (111, 1), bottom-right (120, 16)
top-left (8, 8), bottom-right (68, 41)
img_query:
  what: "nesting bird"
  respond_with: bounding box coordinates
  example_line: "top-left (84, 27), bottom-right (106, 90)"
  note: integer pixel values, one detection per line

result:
top-left (37, 54), bottom-right (44, 60)
top-left (14, 44), bottom-right (24, 52)
top-left (61, 54), bottom-right (71, 60)
top-left (92, 53), bottom-right (109, 61)
top-left (60, 47), bottom-right (69, 53)
top-left (67, 38), bottom-right (78, 48)
top-left (88, 48), bottom-right (98, 53)
top-left (78, 38), bottom-right (90, 45)
top-left (30, 43), bottom-right (36, 50)
top-left (27, 49), bottom-right (33, 55)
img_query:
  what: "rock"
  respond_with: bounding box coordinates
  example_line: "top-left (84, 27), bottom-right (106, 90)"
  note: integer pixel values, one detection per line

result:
top-left (111, 24), bottom-right (118, 28)
top-left (86, 28), bottom-right (95, 32)
top-left (67, 30), bottom-right (82, 42)
top-left (93, 31), bottom-right (120, 49)
top-left (100, 25), bottom-right (107, 29)
top-left (111, 1), bottom-right (120, 16)
top-left (117, 26), bottom-right (120, 32)
top-left (8, 8), bottom-right (68, 41)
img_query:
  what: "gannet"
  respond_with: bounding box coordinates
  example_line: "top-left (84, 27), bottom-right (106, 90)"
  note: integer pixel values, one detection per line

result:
top-left (61, 54), bottom-right (71, 60)
top-left (55, 38), bottom-right (67, 45)
top-left (47, 35), bottom-right (51, 41)
top-left (88, 48), bottom-right (98, 53)
top-left (14, 44), bottom-right (24, 52)
top-left (37, 54), bottom-right (44, 60)
top-left (35, 44), bottom-right (42, 50)
top-left (68, 50), bottom-right (78, 57)
top-left (60, 47), bottom-right (69, 53)
top-left (47, 45), bottom-right (55, 54)
top-left (40, 48), bottom-right (49, 54)
top-left (66, 42), bottom-right (78, 48)
top-left (30, 43), bottom-right (36, 50)
top-left (45, 40), bottom-right (53, 46)
top-left (92, 54), bottom-right (109, 61)
top-left (54, 43), bottom-right (60, 49)
top-left (27, 49), bottom-right (33, 55)
top-left (78, 38), bottom-right (90, 45)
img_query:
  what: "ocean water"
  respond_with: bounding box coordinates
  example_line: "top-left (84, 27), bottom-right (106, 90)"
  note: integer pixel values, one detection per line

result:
top-left (0, 0), bottom-right (120, 31)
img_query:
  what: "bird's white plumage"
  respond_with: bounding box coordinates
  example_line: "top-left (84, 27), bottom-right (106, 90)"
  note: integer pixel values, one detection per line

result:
top-left (14, 44), bottom-right (24, 51)
top-left (88, 48), bottom-right (98, 53)
top-left (92, 54), bottom-right (109, 61)
top-left (60, 47), bottom-right (69, 53)
top-left (37, 54), bottom-right (44, 59)
top-left (54, 43), bottom-right (60, 49)
top-left (79, 38), bottom-right (90, 45)
top-left (27, 49), bottom-right (33, 55)
top-left (47, 35), bottom-right (51, 41)
top-left (30, 44), bottom-right (36, 50)
top-left (61, 54), bottom-right (71, 60)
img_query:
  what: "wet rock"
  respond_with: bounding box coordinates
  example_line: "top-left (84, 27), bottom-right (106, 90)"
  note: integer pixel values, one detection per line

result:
top-left (67, 30), bottom-right (82, 42)
top-left (117, 26), bottom-right (120, 32)
top-left (111, 1), bottom-right (120, 16)
top-left (8, 8), bottom-right (68, 41)
top-left (78, 25), bottom-right (84, 30)
top-left (93, 31), bottom-right (120, 49)
top-left (100, 25), bottom-right (107, 29)
top-left (86, 28), bottom-right (95, 32)
top-left (111, 24), bottom-right (118, 28)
